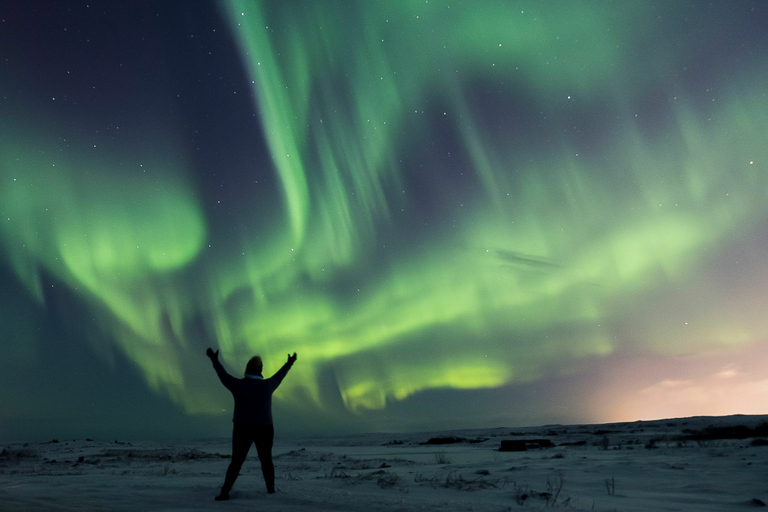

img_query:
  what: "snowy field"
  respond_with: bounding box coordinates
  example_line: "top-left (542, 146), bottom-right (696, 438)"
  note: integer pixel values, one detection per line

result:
top-left (2, 415), bottom-right (767, 511)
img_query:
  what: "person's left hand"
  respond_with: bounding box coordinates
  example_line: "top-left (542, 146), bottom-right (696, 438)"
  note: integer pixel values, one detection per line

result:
top-left (287, 352), bottom-right (297, 365)
top-left (206, 348), bottom-right (219, 360)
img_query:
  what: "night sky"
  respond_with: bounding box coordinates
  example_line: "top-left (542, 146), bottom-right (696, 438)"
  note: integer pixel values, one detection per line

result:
top-left (2, 1), bottom-right (768, 441)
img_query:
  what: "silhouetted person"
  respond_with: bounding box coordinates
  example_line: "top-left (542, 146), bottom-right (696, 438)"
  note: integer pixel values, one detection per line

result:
top-left (206, 347), bottom-right (297, 500)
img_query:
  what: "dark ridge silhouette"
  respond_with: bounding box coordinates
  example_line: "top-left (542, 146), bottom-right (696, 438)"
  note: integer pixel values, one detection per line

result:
top-left (680, 421), bottom-right (768, 441)
top-left (422, 436), bottom-right (489, 445)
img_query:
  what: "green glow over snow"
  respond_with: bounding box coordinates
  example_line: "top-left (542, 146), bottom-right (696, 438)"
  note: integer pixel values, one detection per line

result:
top-left (2, 2), bottom-right (768, 421)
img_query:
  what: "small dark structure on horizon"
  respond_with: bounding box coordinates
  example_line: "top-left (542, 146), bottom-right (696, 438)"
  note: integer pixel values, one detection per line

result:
top-left (499, 438), bottom-right (555, 452)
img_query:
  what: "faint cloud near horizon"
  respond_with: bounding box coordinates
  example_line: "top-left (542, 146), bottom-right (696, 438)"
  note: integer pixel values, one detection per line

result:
top-left (629, 367), bottom-right (768, 420)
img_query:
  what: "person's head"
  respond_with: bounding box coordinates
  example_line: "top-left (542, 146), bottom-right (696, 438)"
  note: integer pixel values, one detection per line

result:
top-left (245, 355), bottom-right (263, 376)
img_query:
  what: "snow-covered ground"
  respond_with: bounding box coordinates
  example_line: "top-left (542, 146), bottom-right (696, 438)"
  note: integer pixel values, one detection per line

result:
top-left (2, 415), bottom-right (767, 511)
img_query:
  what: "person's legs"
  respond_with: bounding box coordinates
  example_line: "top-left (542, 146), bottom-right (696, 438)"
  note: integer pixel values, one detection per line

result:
top-left (254, 424), bottom-right (275, 493)
top-left (217, 423), bottom-right (253, 500)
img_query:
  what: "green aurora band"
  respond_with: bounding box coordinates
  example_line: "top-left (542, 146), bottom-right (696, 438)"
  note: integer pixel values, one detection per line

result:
top-left (2, 1), bottom-right (767, 426)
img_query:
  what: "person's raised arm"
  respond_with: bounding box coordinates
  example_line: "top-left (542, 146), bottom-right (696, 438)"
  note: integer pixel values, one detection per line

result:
top-left (269, 352), bottom-right (297, 390)
top-left (206, 348), bottom-right (237, 390)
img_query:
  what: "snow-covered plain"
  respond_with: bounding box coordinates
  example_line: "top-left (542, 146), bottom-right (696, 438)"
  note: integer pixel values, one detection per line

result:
top-left (2, 415), bottom-right (767, 511)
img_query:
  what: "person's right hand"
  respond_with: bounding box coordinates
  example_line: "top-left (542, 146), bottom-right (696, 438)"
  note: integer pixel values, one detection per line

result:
top-left (206, 348), bottom-right (219, 360)
top-left (287, 352), bottom-right (297, 365)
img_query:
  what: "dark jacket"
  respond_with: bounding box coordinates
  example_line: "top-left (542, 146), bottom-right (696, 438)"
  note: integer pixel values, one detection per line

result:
top-left (211, 357), bottom-right (294, 425)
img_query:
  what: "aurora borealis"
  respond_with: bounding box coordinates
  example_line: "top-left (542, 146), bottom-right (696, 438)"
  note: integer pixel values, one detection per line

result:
top-left (2, 1), bottom-right (768, 440)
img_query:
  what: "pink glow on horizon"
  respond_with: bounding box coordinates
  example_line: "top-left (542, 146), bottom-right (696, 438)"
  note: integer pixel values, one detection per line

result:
top-left (585, 342), bottom-right (768, 423)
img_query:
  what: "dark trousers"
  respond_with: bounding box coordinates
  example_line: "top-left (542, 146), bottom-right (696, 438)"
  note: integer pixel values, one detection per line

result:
top-left (222, 423), bottom-right (275, 493)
